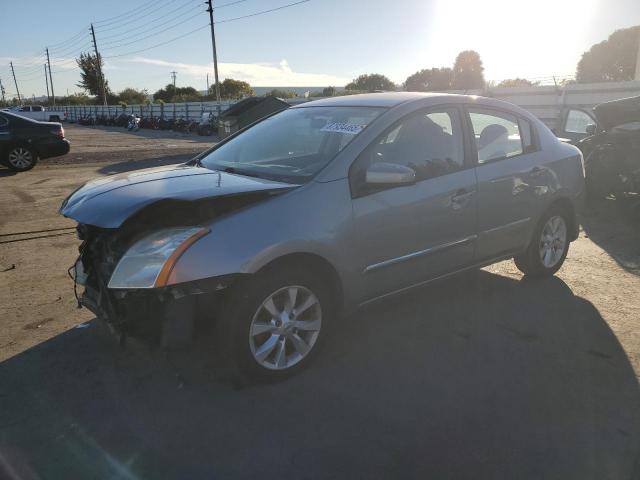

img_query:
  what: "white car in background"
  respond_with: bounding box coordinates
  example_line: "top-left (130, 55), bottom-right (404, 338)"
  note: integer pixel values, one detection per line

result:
top-left (12, 105), bottom-right (67, 122)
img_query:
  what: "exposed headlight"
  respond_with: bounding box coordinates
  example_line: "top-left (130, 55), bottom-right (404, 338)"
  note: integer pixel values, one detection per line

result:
top-left (108, 227), bottom-right (209, 289)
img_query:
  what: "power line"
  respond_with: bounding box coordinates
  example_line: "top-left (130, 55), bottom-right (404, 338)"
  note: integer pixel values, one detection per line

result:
top-left (102, 0), bottom-right (311, 59)
top-left (97, 0), bottom-right (186, 34)
top-left (99, 1), bottom-right (200, 42)
top-left (101, 9), bottom-right (203, 49)
top-left (48, 28), bottom-right (88, 49)
top-left (103, 24), bottom-right (209, 59)
top-left (215, 0), bottom-right (310, 24)
top-left (93, 0), bottom-right (167, 26)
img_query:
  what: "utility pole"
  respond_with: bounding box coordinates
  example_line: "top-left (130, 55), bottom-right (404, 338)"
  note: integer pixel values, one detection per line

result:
top-left (171, 71), bottom-right (177, 89)
top-left (9, 61), bottom-right (21, 103)
top-left (206, 0), bottom-right (222, 115)
top-left (45, 48), bottom-right (56, 106)
top-left (90, 24), bottom-right (108, 106)
top-left (0, 79), bottom-right (6, 104)
top-left (44, 64), bottom-right (50, 104)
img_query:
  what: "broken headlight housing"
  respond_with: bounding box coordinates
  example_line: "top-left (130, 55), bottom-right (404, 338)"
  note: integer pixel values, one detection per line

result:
top-left (108, 227), bottom-right (209, 289)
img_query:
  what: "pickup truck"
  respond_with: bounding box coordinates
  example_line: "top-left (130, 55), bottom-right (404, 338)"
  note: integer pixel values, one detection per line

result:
top-left (9, 105), bottom-right (67, 122)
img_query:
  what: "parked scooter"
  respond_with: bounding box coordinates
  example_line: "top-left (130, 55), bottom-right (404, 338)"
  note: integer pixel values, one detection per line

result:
top-left (127, 114), bottom-right (140, 132)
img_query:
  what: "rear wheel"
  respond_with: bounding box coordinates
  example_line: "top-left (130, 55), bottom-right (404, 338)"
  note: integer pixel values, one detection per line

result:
top-left (6, 146), bottom-right (37, 172)
top-left (514, 206), bottom-right (570, 277)
top-left (218, 265), bottom-right (334, 381)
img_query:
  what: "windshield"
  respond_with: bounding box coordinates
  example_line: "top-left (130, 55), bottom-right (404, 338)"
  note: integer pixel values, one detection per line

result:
top-left (200, 106), bottom-right (385, 183)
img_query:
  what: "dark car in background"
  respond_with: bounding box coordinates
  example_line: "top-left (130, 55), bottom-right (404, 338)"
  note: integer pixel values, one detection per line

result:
top-left (0, 111), bottom-right (70, 172)
top-left (574, 96), bottom-right (640, 205)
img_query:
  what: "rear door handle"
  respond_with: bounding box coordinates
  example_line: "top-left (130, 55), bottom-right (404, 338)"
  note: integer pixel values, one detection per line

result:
top-left (528, 166), bottom-right (545, 177)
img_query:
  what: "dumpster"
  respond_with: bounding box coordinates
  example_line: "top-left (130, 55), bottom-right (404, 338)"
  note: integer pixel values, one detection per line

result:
top-left (218, 96), bottom-right (290, 138)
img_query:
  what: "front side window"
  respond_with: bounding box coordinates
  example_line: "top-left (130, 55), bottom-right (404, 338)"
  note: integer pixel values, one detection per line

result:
top-left (356, 108), bottom-right (465, 184)
top-left (200, 106), bottom-right (384, 184)
top-left (32, 106), bottom-right (43, 112)
top-left (565, 109), bottom-right (594, 134)
top-left (468, 109), bottom-right (523, 163)
top-left (0, 115), bottom-right (8, 127)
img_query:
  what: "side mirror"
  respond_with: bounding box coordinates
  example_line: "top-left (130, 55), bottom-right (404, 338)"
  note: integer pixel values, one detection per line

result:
top-left (585, 124), bottom-right (597, 135)
top-left (365, 162), bottom-right (416, 186)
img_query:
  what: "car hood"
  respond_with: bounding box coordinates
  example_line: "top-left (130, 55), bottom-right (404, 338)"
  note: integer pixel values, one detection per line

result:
top-left (593, 95), bottom-right (640, 131)
top-left (60, 164), bottom-right (298, 228)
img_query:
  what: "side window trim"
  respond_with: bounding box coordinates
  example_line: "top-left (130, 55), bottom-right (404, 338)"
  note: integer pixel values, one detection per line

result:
top-left (463, 105), bottom-right (537, 166)
top-left (349, 104), bottom-right (470, 198)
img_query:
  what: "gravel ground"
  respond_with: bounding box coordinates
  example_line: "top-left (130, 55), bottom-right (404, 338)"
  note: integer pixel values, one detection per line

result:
top-left (0, 124), bottom-right (639, 479)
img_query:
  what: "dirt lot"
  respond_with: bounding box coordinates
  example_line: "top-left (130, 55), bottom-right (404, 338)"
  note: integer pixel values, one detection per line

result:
top-left (0, 124), bottom-right (639, 479)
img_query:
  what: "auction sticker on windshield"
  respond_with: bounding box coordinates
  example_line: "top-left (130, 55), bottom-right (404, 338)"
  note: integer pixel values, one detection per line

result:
top-left (321, 122), bottom-right (366, 135)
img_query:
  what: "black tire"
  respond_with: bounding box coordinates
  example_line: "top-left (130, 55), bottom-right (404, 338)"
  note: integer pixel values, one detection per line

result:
top-left (217, 265), bottom-right (335, 382)
top-left (514, 205), bottom-right (571, 277)
top-left (5, 145), bottom-right (38, 172)
top-left (49, 115), bottom-right (61, 122)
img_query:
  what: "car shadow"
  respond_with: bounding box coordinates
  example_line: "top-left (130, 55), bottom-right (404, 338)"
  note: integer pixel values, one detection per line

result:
top-left (580, 199), bottom-right (640, 275)
top-left (0, 270), bottom-right (638, 480)
top-left (0, 166), bottom-right (17, 177)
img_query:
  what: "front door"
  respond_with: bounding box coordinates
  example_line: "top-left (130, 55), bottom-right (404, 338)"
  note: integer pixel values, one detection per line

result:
top-left (349, 107), bottom-right (478, 301)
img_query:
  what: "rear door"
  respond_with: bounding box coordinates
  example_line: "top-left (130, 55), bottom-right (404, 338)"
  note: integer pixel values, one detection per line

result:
top-left (350, 106), bottom-right (478, 300)
top-left (466, 107), bottom-right (544, 260)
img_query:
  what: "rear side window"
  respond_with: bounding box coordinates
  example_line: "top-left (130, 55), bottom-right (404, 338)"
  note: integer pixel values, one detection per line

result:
top-left (32, 106), bottom-right (43, 112)
top-left (468, 109), bottom-right (523, 163)
top-left (0, 115), bottom-right (7, 127)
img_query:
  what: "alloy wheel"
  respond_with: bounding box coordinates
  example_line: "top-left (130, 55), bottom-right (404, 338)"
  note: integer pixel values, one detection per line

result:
top-left (539, 215), bottom-right (567, 268)
top-left (8, 147), bottom-right (34, 169)
top-left (249, 285), bottom-right (322, 370)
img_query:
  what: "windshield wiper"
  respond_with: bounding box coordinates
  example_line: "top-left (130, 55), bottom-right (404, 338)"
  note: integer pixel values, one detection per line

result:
top-left (221, 166), bottom-right (264, 179)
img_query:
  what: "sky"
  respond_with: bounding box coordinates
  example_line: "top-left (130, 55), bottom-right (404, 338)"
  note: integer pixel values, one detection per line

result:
top-left (0, 0), bottom-right (639, 100)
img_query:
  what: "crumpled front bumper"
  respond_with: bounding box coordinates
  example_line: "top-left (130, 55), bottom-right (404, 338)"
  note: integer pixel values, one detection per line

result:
top-left (76, 266), bottom-right (242, 349)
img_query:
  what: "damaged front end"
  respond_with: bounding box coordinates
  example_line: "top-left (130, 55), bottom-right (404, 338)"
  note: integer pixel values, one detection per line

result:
top-left (60, 164), bottom-right (297, 348)
top-left (72, 223), bottom-right (238, 349)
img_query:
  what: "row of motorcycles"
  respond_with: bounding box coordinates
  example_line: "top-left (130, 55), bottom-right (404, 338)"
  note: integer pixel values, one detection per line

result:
top-left (75, 112), bottom-right (218, 136)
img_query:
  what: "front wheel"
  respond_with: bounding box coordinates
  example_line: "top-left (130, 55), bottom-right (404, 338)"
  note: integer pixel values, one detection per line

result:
top-left (6, 146), bottom-right (38, 172)
top-left (218, 266), bottom-right (334, 381)
top-left (514, 206), bottom-right (570, 277)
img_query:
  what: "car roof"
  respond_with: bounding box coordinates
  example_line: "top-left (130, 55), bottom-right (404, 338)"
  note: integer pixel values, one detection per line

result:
top-left (293, 92), bottom-right (465, 108)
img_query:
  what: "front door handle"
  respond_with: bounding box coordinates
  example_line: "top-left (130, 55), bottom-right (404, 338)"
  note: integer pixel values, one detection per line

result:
top-left (451, 189), bottom-right (475, 209)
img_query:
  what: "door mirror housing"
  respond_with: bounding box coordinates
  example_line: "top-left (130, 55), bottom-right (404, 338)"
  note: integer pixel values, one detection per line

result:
top-left (365, 162), bottom-right (416, 186)
top-left (585, 124), bottom-right (597, 135)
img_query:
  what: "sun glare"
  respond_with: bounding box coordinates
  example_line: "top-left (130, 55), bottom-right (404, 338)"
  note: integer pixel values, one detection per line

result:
top-left (429, 0), bottom-right (598, 80)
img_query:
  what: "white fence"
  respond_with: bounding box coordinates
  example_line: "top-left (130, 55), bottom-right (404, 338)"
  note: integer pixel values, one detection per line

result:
top-left (446, 80), bottom-right (640, 130)
top-left (61, 81), bottom-right (640, 128)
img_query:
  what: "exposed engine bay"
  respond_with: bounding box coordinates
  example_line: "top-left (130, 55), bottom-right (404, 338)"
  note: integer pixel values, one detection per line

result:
top-left (70, 190), bottom-right (285, 348)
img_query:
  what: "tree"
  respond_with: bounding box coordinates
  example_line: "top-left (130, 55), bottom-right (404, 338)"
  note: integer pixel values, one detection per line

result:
top-left (345, 74), bottom-right (395, 91)
top-left (404, 68), bottom-right (453, 91)
top-left (117, 87), bottom-right (148, 104)
top-left (211, 78), bottom-right (254, 99)
top-left (322, 86), bottom-right (337, 96)
top-left (576, 25), bottom-right (640, 83)
top-left (153, 84), bottom-right (200, 102)
top-left (265, 89), bottom-right (297, 98)
top-left (76, 52), bottom-right (111, 103)
top-left (496, 78), bottom-right (536, 88)
top-left (452, 50), bottom-right (485, 89)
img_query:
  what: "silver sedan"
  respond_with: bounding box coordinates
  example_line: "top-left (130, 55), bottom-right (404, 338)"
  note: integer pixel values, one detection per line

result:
top-left (61, 92), bottom-right (585, 380)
